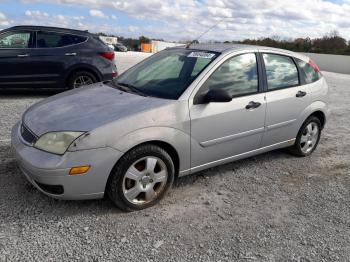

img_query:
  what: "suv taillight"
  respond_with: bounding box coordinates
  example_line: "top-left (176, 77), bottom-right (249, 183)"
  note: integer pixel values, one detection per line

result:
top-left (99, 52), bottom-right (115, 61)
top-left (309, 59), bottom-right (321, 72)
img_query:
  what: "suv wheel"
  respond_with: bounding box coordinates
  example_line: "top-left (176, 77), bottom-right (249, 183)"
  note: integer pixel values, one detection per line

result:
top-left (107, 144), bottom-right (175, 211)
top-left (289, 116), bottom-right (322, 157)
top-left (68, 71), bottom-right (97, 89)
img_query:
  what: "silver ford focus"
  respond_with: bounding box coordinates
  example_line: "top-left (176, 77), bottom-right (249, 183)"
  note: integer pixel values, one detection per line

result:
top-left (11, 44), bottom-right (329, 211)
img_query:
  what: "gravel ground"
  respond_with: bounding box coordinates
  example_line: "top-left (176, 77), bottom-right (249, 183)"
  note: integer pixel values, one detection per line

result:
top-left (0, 67), bottom-right (350, 261)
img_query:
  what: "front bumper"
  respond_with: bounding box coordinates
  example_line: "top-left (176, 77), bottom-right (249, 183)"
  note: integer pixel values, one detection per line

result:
top-left (11, 122), bottom-right (123, 200)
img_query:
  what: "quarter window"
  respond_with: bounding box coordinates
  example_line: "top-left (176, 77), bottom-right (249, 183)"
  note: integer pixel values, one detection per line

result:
top-left (295, 58), bottom-right (321, 84)
top-left (36, 31), bottom-right (87, 48)
top-left (263, 54), bottom-right (299, 90)
top-left (201, 53), bottom-right (258, 97)
top-left (0, 31), bottom-right (33, 48)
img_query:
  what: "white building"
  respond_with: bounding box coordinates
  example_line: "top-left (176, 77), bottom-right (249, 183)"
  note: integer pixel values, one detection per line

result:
top-left (99, 36), bottom-right (118, 46)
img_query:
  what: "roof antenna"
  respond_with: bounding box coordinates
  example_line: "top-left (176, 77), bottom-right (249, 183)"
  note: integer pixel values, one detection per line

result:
top-left (186, 18), bottom-right (226, 48)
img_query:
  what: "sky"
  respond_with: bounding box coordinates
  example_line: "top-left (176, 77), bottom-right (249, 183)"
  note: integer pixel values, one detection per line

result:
top-left (0, 0), bottom-right (350, 42)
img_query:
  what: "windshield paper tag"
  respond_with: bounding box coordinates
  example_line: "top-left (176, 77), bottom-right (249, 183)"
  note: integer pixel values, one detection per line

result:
top-left (188, 52), bottom-right (215, 59)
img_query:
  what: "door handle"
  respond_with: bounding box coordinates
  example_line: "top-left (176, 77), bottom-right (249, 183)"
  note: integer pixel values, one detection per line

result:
top-left (65, 53), bottom-right (77, 56)
top-left (296, 91), bottom-right (307, 98)
top-left (17, 54), bottom-right (29, 57)
top-left (246, 101), bottom-right (261, 110)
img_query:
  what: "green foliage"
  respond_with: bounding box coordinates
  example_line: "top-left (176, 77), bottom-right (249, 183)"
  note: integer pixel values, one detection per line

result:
top-left (237, 31), bottom-right (349, 55)
top-left (139, 36), bottom-right (151, 44)
top-left (94, 30), bottom-right (350, 55)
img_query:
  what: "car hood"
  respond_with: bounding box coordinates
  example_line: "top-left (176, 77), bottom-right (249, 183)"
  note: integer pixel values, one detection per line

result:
top-left (23, 84), bottom-right (172, 136)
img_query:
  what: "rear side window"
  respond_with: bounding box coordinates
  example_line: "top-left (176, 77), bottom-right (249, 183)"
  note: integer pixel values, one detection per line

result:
top-left (36, 31), bottom-right (87, 48)
top-left (295, 58), bottom-right (321, 84)
top-left (0, 31), bottom-right (33, 48)
top-left (263, 54), bottom-right (299, 90)
top-left (70, 35), bottom-right (87, 44)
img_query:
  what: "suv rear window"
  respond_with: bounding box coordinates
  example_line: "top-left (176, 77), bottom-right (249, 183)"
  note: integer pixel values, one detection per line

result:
top-left (36, 31), bottom-right (87, 48)
top-left (295, 58), bottom-right (321, 84)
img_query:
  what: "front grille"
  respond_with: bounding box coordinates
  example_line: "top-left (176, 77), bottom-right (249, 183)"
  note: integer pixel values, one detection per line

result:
top-left (20, 124), bottom-right (37, 144)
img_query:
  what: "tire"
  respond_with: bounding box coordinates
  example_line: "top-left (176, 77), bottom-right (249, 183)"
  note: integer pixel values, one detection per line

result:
top-left (107, 144), bottom-right (175, 211)
top-left (288, 116), bottom-right (322, 157)
top-left (67, 71), bottom-right (97, 89)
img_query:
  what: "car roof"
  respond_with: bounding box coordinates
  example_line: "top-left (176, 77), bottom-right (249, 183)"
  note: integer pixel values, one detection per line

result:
top-left (3, 25), bottom-right (91, 36)
top-left (174, 43), bottom-right (309, 62)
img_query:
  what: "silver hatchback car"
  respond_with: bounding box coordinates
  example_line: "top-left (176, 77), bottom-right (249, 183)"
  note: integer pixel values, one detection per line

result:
top-left (12, 44), bottom-right (329, 211)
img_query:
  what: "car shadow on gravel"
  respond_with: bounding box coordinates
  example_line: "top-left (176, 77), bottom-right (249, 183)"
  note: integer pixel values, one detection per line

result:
top-left (0, 149), bottom-right (123, 224)
top-left (1, 145), bottom-right (293, 222)
top-left (174, 148), bottom-right (293, 187)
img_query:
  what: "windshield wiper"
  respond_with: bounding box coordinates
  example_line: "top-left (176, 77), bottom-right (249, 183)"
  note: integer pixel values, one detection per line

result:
top-left (116, 82), bottom-right (148, 97)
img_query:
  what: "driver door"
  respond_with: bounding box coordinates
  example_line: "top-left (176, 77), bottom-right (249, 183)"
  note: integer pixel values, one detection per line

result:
top-left (0, 30), bottom-right (35, 87)
top-left (189, 52), bottom-right (266, 170)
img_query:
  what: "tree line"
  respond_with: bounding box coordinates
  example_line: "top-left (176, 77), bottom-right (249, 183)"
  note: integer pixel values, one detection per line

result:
top-left (232, 31), bottom-right (350, 55)
top-left (98, 31), bottom-right (350, 55)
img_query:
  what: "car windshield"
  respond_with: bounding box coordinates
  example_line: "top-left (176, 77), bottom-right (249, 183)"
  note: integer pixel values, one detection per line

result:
top-left (111, 49), bottom-right (219, 99)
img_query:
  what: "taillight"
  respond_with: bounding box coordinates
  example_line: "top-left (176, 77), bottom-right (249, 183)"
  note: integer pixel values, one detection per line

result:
top-left (309, 59), bottom-right (321, 72)
top-left (99, 51), bottom-right (115, 61)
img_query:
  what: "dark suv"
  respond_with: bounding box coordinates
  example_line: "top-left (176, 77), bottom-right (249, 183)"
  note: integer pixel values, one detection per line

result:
top-left (0, 26), bottom-right (117, 89)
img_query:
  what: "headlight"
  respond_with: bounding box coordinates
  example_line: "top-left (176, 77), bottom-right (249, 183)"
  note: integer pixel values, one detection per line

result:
top-left (34, 132), bottom-right (84, 155)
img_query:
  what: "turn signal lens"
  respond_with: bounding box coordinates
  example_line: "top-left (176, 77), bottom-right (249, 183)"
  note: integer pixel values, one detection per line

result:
top-left (69, 166), bottom-right (91, 175)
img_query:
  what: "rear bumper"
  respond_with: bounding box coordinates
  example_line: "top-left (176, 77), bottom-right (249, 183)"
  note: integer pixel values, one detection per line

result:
top-left (11, 122), bottom-right (123, 200)
top-left (101, 62), bottom-right (118, 81)
top-left (102, 72), bottom-right (118, 82)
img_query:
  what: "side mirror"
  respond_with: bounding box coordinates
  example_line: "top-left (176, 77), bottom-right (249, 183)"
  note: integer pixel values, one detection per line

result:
top-left (202, 89), bottom-right (232, 103)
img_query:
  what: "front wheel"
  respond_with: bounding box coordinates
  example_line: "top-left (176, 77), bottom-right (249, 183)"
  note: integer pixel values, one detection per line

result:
top-left (289, 116), bottom-right (322, 157)
top-left (107, 144), bottom-right (175, 211)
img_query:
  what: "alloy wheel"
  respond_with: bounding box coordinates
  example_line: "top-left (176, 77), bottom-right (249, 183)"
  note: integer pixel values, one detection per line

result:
top-left (122, 156), bottom-right (168, 205)
top-left (300, 122), bottom-right (319, 154)
top-left (73, 75), bottom-right (94, 88)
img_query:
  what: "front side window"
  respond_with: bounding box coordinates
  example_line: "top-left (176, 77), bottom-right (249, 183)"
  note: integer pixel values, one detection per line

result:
top-left (199, 53), bottom-right (258, 97)
top-left (0, 31), bottom-right (33, 48)
top-left (263, 54), bottom-right (299, 90)
top-left (36, 31), bottom-right (86, 48)
top-left (295, 58), bottom-right (321, 84)
top-left (113, 49), bottom-right (219, 99)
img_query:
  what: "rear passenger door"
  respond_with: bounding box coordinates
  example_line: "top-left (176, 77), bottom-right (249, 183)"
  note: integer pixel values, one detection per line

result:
top-left (261, 53), bottom-right (311, 146)
top-left (29, 31), bottom-right (87, 88)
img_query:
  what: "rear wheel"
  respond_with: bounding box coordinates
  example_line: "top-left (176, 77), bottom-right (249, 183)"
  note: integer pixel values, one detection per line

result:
top-left (107, 144), bottom-right (175, 211)
top-left (67, 71), bottom-right (97, 89)
top-left (289, 116), bottom-right (321, 157)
